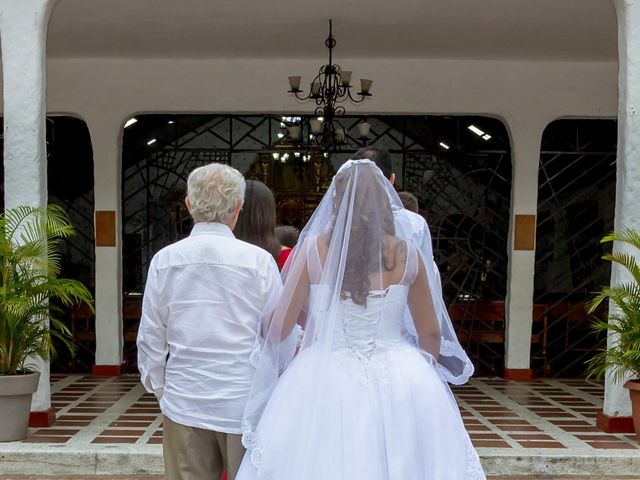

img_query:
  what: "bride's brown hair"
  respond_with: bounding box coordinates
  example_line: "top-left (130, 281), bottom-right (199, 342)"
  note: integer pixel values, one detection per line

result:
top-left (333, 164), bottom-right (396, 306)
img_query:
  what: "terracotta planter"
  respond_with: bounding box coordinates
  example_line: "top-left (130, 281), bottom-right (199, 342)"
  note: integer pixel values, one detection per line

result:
top-left (0, 371), bottom-right (40, 442)
top-left (624, 379), bottom-right (640, 441)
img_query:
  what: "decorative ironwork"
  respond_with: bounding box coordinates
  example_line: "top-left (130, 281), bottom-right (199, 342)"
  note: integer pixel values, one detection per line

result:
top-left (287, 20), bottom-right (373, 152)
top-left (123, 116), bottom-right (342, 291)
top-left (123, 148), bottom-right (228, 293)
top-left (532, 119), bottom-right (617, 377)
top-left (122, 114), bottom-right (512, 374)
top-left (47, 117), bottom-right (96, 373)
top-left (402, 117), bottom-right (513, 375)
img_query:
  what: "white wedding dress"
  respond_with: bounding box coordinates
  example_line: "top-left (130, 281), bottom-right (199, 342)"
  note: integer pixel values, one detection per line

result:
top-left (237, 250), bottom-right (485, 479)
top-left (237, 159), bottom-right (485, 480)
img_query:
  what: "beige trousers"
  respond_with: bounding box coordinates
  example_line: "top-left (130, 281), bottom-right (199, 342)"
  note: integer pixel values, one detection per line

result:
top-left (163, 416), bottom-right (245, 480)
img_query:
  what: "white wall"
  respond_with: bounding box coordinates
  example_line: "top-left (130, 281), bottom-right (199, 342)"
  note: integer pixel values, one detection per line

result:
top-left (38, 57), bottom-right (617, 124)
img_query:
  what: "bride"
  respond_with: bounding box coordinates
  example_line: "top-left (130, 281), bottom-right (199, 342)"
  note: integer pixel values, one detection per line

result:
top-left (237, 159), bottom-right (486, 480)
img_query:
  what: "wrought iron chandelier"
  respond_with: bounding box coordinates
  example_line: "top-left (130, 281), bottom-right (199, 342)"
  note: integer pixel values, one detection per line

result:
top-left (287, 20), bottom-right (373, 152)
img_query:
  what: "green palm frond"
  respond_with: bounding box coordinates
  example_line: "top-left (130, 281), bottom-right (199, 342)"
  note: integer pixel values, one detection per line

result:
top-left (1, 206), bottom-right (40, 243)
top-left (587, 228), bottom-right (640, 381)
top-left (602, 228), bottom-right (640, 251)
top-left (0, 205), bottom-right (93, 375)
top-left (602, 252), bottom-right (640, 285)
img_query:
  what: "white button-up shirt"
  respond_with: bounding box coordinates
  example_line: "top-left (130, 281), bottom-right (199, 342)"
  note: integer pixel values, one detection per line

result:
top-left (404, 209), bottom-right (430, 252)
top-left (137, 222), bottom-right (282, 434)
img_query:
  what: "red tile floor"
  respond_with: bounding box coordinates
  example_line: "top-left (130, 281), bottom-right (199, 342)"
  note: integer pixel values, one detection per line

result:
top-left (2, 375), bottom-right (639, 478)
top-left (455, 379), bottom-right (638, 451)
top-left (22, 375), bottom-right (637, 451)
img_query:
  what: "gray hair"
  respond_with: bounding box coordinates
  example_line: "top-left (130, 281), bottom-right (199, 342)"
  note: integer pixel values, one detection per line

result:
top-left (187, 163), bottom-right (245, 223)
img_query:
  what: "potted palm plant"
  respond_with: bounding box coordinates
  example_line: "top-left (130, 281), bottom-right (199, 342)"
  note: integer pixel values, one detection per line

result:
top-left (587, 228), bottom-right (640, 441)
top-left (0, 205), bottom-right (93, 442)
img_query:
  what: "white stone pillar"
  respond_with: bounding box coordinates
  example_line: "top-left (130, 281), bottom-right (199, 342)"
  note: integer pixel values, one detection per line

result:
top-left (600, 0), bottom-right (640, 427)
top-left (0, 0), bottom-right (58, 424)
top-left (503, 118), bottom-right (545, 381)
top-left (87, 114), bottom-right (124, 375)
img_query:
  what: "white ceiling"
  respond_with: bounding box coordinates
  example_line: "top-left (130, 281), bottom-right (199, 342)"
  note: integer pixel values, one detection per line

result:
top-left (47, 0), bottom-right (618, 61)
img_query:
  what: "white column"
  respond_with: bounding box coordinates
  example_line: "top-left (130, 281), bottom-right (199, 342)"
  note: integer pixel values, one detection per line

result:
top-left (603, 0), bottom-right (640, 419)
top-left (503, 118), bottom-right (545, 379)
top-left (0, 0), bottom-right (58, 414)
top-left (87, 114), bottom-right (124, 373)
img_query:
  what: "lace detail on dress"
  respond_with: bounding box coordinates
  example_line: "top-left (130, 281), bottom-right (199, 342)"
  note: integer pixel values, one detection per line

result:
top-left (336, 349), bottom-right (371, 386)
top-left (242, 419), bottom-right (266, 478)
top-left (249, 333), bottom-right (263, 368)
top-left (437, 338), bottom-right (475, 385)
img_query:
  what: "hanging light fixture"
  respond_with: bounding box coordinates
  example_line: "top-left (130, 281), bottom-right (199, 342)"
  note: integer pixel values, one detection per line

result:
top-left (288, 20), bottom-right (373, 152)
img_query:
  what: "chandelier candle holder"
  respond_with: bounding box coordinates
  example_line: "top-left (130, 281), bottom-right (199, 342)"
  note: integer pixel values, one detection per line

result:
top-left (287, 20), bottom-right (373, 151)
top-left (357, 121), bottom-right (371, 139)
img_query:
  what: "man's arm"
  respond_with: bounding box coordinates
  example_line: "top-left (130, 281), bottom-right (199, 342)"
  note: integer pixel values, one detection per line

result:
top-left (137, 256), bottom-right (168, 400)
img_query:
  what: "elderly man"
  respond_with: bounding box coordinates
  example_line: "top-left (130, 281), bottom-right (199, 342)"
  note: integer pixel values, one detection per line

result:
top-left (137, 163), bottom-right (282, 480)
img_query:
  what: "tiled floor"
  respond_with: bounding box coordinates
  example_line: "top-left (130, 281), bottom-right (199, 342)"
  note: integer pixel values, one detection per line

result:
top-left (2, 375), bottom-right (639, 477)
top-left (27, 375), bottom-right (162, 446)
top-left (454, 378), bottom-right (639, 452)
top-left (16, 374), bottom-right (633, 452)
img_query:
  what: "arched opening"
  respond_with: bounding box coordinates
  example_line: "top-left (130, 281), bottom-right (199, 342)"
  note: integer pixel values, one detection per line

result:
top-left (120, 114), bottom-right (512, 374)
top-left (0, 115), bottom-right (96, 372)
top-left (532, 119), bottom-right (616, 377)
